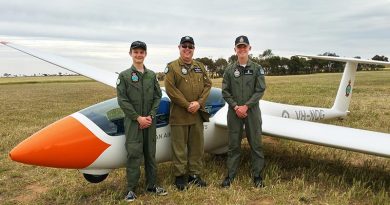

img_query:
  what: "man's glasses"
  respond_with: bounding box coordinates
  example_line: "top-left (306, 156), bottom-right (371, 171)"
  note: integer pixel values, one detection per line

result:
top-left (181, 44), bottom-right (195, 49)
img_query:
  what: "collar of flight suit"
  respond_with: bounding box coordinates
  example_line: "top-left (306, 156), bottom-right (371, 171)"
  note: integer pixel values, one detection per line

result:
top-left (130, 64), bottom-right (150, 74)
top-left (234, 59), bottom-right (254, 69)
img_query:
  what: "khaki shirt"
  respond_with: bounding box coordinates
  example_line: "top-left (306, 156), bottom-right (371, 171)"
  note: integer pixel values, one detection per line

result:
top-left (222, 60), bottom-right (266, 109)
top-left (164, 58), bottom-right (212, 125)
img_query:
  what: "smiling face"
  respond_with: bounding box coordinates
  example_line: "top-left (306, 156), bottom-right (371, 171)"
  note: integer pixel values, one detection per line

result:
top-left (234, 44), bottom-right (251, 60)
top-left (129, 48), bottom-right (147, 65)
top-left (179, 43), bottom-right (195, 64)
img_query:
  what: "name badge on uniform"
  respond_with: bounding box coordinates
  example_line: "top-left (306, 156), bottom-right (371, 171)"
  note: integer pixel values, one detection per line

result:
top-left (194, 67), bottom-right (202, 73)
top-left (244, 69), bottom-right (253, 75)
top-left (233, 69), bottom-right (240, 78)
top-left (181, 67), bottom-right (188, 75)
top-left (131, 72), bottom-right (139, 82)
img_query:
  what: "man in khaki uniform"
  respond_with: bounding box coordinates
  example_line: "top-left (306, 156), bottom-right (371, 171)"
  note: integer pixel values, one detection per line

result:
top-left (164, 36), bottom-right (212, 190)
top-left (117, 41), bottom-right (167, 202)
top-left (221, 36), bottom-right (266, 188)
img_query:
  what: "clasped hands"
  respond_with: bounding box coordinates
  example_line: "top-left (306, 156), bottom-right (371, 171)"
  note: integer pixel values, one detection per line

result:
top-left (137, 116), bottom-right (152, 129)
top-left (187, 101), bottom-right (200, 114)
top-left (234, 105), bottom-right (248, 118)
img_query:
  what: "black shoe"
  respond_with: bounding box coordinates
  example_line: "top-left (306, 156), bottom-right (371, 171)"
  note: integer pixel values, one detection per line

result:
top-left (175, 175), bottom-right (186, 191)
top-left (254, 176), bottom-right (265, 188)
top-left (221, 177), bottom-right (232, 188)
top-left (147, 185), bottom-right (168, 196)
top-left (188, 175), bottom-right (207, 187)
top-left (124, 191), bottom-right (137, 202)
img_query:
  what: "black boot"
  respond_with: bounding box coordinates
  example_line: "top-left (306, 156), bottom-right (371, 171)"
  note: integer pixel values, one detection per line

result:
top-left (254, 176), bottom-right (265, 188)
top-left (188, 175), bottom-right (207, 187)
top-left (221, 176), bottom-right (233, 188)
top-left (175, 175), bottom-right (186, 191)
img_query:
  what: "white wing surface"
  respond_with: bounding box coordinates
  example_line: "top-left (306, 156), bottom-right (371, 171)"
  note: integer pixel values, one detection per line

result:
top-left (1, 42), bottom-right (118, 88)
top-left (216, 112), bottom-right (390, 157)
top-left (297, 54), bottom-right (390, 66)
top-left (264, 115), bottom-right (390, 157)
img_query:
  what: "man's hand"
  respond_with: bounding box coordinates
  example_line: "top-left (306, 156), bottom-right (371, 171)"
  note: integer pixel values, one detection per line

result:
top-left (234, 105), bottom-right (248, 119)
top-left (137, 116), bottom-right (152, 129)
top-left (187, 101), bottom-right (200, 113)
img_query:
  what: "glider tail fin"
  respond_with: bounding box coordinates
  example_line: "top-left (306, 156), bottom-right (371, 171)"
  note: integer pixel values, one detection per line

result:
top-left (297, 55), bottom-right (390, 115)
top-left (332, 61), bottom-right (357, 114)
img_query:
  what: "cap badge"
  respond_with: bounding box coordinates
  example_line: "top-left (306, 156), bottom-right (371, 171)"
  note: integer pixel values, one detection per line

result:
top-left (239, 37), bottom-right (244, 43)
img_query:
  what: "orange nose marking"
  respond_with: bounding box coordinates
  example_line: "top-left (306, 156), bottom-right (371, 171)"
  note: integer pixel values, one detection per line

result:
top-left (9, 116), bottom-right (110, 169)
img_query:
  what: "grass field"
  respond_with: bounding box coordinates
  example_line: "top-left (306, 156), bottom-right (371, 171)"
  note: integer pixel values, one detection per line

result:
top-left (0, 72), bottom-right (389, 204)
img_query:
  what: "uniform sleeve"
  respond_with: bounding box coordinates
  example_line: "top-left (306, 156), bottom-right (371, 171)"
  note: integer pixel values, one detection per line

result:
top-left (116, 73), bottom-right (140, 120)
top-left (197, 65), bottom-right (212, 108)
top-left (164, 65), bottom-right (191, 108)
top-left (222, 68), bottom-right (238, 108)
top-left (245, 66), bottom-right (266, 108)
top-left (149, 75), bottom-right (162, 118)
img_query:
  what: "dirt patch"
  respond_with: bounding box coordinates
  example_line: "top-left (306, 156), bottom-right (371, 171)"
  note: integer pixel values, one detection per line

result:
top-left (248, 196), bottom-right (275, 205)
top-left (14, 183), bottom-right (48, 203)
top-left (263, 136), bottom-right (280, 146)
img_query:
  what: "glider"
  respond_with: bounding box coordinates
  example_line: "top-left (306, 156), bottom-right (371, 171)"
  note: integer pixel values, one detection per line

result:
top-left (2, 41), bottom-right (389, 183)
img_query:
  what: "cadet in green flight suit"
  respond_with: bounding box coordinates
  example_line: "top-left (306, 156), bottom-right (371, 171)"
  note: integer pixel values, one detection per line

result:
top-left (116, 41), bottom-right (167, 202)
top-left (164, 36), bottom-right (212, 190)
top-left (221, 36), bottom-right (266, 188)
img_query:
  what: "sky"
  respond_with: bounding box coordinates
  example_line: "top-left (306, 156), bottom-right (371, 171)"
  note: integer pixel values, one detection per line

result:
top-left (1, 0), bottom-right (390, 75)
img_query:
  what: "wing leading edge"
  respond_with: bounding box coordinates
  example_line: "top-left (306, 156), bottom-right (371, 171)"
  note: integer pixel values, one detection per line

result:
top-left (1, 42), bottom-right (118, 88)
top-left (262, 115), bottom-right (390, 158)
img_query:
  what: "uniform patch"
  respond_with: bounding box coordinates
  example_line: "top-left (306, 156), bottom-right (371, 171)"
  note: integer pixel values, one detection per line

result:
top-left (131, 72), bottom-right (139, 82)
top-left (164, 67), bottom-right (169, 74)
top-left (244, 69), bottom-right (253, 75)
top-left (345, 80), bottom-right (352, 97)
top-left (259, 67), bottom-right (265, 75)
top-left (234, 69), bottom-right (240, 78)
top-left (194, 67), bottom-right (202, 73)
top-left (181, 67), bottom-right (188, 75)
top-left (116, 78), bottom-right (121, 85)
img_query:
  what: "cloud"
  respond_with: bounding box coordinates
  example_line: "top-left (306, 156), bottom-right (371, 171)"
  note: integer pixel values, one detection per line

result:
top-left (0, 0), bottom-right (389, 75)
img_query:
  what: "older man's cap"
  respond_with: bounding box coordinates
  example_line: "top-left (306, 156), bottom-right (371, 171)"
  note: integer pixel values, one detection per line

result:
top-left (235, 35), bottom-right (250, 46)
top-left (180, 36), bottom-right (195, 45)
top-left (130, 41), bottom-right (147, 50)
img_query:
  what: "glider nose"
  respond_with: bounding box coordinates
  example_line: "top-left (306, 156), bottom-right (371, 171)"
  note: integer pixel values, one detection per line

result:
top-left (9, 115), bottom-right (110, 169)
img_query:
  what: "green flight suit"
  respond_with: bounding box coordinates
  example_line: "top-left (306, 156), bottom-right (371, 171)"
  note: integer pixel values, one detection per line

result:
top-left (164, 58), bottom-right (212, 176)
top-left (116, 66), bottom-right (162, 192)
top-left (221, 60), bottom-right (266, 179)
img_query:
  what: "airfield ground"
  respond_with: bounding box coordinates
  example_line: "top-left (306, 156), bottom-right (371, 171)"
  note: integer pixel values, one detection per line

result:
top-left (0, 71), bottom-right (389, 204)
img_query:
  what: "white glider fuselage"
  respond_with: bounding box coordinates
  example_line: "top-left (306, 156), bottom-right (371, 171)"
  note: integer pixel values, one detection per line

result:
top-left (3, 42), bottom-right (390, 181)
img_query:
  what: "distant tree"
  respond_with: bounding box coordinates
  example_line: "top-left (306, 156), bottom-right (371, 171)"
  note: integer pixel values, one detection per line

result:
top-left (214, 58), bottom-right (228, 78)
top-left (227, 55), bottom-right (237, 64)
top-left (319, 52), bottom-right (343, 72)
top-left (288, 56), bottom-right (306, 75)
top-left (371, 55), bottom-right (388, 70)
top-left (156, 72), bottom-right (165, 81)
top-left (259, 49), bottom-right (273, 59)
top-left (195, 57), bottom-right (216, 78)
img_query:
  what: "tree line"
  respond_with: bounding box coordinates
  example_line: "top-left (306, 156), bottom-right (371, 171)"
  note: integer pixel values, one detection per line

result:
top-left (157, 49), bottom-right (389, 80)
